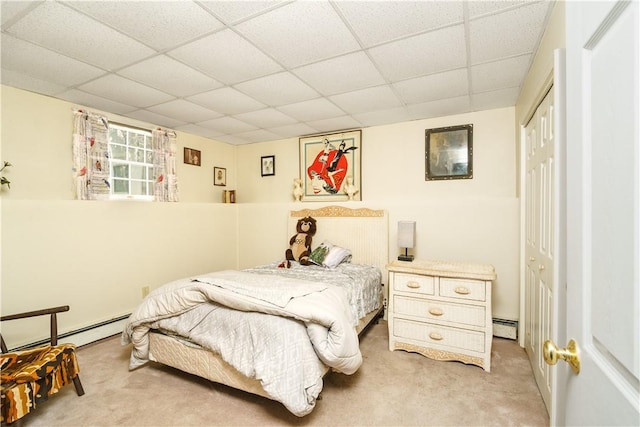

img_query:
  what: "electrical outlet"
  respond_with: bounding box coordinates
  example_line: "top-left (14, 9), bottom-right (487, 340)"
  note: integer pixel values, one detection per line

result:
top-left (142, 286), bottom-right (150, 298)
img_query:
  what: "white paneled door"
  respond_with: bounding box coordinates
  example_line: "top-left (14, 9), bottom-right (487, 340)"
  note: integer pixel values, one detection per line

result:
top-left (553, 1), bottom-right (640, 425)
top-left (524, 85), bottom-right (556, 413)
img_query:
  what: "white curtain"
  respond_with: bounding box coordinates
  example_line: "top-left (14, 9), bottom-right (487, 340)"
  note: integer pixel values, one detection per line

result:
top-left (72, 109), bottom-right (110, 200)
top-left (152, 128), bottom-right (179, 202)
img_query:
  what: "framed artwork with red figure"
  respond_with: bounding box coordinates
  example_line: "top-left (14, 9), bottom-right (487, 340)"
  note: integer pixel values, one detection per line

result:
top-left (299, 130), bottom-right (361, 201)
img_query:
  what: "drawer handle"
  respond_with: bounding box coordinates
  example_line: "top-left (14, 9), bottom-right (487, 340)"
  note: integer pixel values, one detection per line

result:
top-left (406, 281), bottom-right (421, 289)
top-left (454, 286), bottom-right (470, 295)
top-left (429, 332), bottom-right (443, 341)
top-left (428, 308), bottom-right (444, 316)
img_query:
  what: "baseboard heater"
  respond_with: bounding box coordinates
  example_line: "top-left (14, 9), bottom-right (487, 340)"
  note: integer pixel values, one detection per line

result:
top-left (492, 318), bottom-right (518, 340)
top-left (10, 313), bottom-right (131, 352)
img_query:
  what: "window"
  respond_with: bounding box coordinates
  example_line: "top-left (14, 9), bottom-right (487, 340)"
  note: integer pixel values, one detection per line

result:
top-left (108, 123), bottom-right (154, 199)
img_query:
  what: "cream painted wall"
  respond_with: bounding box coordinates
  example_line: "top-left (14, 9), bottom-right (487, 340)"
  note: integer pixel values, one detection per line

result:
top-left (236, 108), bottom-right (520, 321)
top-left (0, 86), bottom-right (239, 346)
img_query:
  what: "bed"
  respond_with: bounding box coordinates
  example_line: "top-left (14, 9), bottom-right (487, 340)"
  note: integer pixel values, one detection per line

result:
top-left (122, 206), bottom-right (388, 417)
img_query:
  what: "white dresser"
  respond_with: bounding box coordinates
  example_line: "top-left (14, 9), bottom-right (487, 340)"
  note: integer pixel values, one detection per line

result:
top-left (387, 259), bottom-right (497, 372)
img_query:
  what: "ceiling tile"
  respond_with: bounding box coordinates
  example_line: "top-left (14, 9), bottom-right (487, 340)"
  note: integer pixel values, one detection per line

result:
top-left (118, 55), bottom-right (222, 97)
top-left (6, 1), bottom-right (155, 71)
top-left (58, 89), bottom-right (138, 115)
top-left (0, 34), bottom-right (106, 87)
top-left (174, 124), bottom-right (225, 139)
top-left (78, 74), bottom-right (174, 108)
top-left (199, 0), bottom-right (287, 25)
top-left (352, 106), bottom-right (411, 128)
top-left (336, 1), bottom-right (463, 47)
top-left (467, 1), bottom-right (530, 19)
top-left (234, 129), bottom-right (281, 144)
top-left (197, 116), bottom-right (258, 134)
top-left (168, 29), bottom-right (282, 85)
top-left (406, 95), bottom-right (471, 120)
top-left (368, 25), bottom-right (467, 82)
top-left (471, 87), bottom-right (521, 110)
top-left (187, 87), bottom-right (266, 115)
top-left (471, 55), bottom-right (531, 93)
top-left (329, 85), bottom-right (403, 115)
top-left (126, 109), bottom-right (187, 129)
top-left (0, 69), bottom-right (67, 96)
top-left (1, 1), bottom-right (38, 26)
top-left (276, 98), bottom-right (345, 122)
top-left (469, 2), bottom-right (550, 64)
top-left (215, 134), bottom-right (253, 145)
top-left (268, 122), bottom-right (319, 139)
top-left (68, 1), bottom-right (224, 51)
top-left (233, 108), bottom-right (296, 128)
top-left (234, 72), bottom-right (319, 106)
top-left (236, 1), bottom-right (360, 68)
top-left (147, 99), bottom-right (221, 123)
top-left (294, 51), bottom-right (386, 96)
top-left (393, 68), bottom-right (469, 105)
top-left (305, 116), bottom-right (362, 133)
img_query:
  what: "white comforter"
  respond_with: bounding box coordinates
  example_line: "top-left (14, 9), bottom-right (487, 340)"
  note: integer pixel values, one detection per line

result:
top-left (121, 269), bottom-right (363, 416)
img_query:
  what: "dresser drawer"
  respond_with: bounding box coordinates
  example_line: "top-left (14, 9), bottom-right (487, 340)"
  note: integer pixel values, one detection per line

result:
top-left (439, 278), bottom-right (486, 301)
top-left (393, 273), bottom-right (434, 295)
top-left (394, 295), bottom-right (486, 327)
top-left (392, 318), bottom-right (486, 353)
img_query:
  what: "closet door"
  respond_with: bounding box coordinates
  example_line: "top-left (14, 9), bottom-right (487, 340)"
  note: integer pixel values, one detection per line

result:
top-left (524, 87), bottom-right (555, 413)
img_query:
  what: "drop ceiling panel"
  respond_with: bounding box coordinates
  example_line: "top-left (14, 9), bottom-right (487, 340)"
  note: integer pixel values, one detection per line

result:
top-left (306, 115), bottom-right (362, 133)
top-left (329, 85), bottom-right (403, 115)
top-left (293, 52), bottom-right (386, 96)
top-left (1, 34), bottom-right (106, 87)
top-left (471, 87), bottom-right (521, 110)
top-left (234, 72), bottom-right (319, 106)
top-left (368, 24), bottom-right (467, 82)
top-left (187, 87), bottom-right (266, 115)
top-left (168, 29), bottom-right (283, 85)
top-left (336, 0), bottom-right (464, 47)
top-left (276, 98), bottom-right (345, 122)
top-left (147, 99), bottom-right (221, 123)
top-left (126, 109), bottom-right (187, 129)
top-left (233, 108), bottom-right (297, 128)
top-left (67, 1), bottom-right (225, 51)
top-left (352, 106), bottom-right (411, 128)
top-left (406, 95), bottom-right (471, 120)
top-left (174, 124), bottom-right (225, 139)
top-left (78, 74), bottom-right (174, 108)
top-left (469, 2), bottom-right (550, 64)
top-left (6, 1), bottom-right (155, 70)
top-left (471, 55), bottom-right (531, 93)
top-left (0, 69), bottom-right (67, 96)
top-left (236, 1), bottom-right (360, 68)
top-left (118, 55), bottom-right (223, 97)
top-left (199, 0), bottom-right (287, 25)
top-left (197, 116), bottom-right (257, 134)
top-left (60, 89), bottom-right (138, 115)
top-left (393, 69), bottom-right (469, 105)
top-left (268, 123), bottom-right (319, 139)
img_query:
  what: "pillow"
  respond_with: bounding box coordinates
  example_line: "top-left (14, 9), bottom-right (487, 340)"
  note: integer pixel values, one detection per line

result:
top-left (309, 241), bottom-right (333, 266)
top-left (321, 244), bottom-right (352, 268)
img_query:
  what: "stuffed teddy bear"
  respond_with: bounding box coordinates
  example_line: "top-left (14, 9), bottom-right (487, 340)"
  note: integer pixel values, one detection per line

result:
top-left (282, 216), bottom-right (317, 268)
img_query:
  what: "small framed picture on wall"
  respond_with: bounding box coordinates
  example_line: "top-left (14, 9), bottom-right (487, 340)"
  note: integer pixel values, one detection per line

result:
top-left (184, 147), bottom-right (201, 166)
top-left (261, 155), bottom-right (275, 176)
top-left (214, 167), bottom-right (226, 186)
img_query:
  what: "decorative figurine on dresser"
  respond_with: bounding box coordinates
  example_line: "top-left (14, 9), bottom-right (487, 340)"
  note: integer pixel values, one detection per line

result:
top-left (387, 259), bottom-right (497, 372)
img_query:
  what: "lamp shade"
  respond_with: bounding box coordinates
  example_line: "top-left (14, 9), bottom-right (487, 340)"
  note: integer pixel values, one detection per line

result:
top-left (397, 221), bottom-right (416, 248)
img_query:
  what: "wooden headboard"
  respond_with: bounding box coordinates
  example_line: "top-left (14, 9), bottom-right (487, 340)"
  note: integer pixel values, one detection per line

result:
top-left (288, 206), bottom-right (389, 276)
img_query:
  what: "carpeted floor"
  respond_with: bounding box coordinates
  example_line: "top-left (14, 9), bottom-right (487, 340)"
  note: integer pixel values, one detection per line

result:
top-left (25, 321), bottom-right (549, 426)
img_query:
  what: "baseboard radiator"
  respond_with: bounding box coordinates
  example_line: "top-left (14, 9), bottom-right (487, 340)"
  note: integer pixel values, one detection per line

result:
top-left (10, 313), bottom-right (131, 351)
top-left (492, 318), bottom-right (518, 340)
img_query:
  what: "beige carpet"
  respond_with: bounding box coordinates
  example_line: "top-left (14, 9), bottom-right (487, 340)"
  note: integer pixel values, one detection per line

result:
top-left (26, 321), bottom-right (549, 426)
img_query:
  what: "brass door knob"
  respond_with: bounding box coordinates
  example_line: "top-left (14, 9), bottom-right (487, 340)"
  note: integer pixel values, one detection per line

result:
top-left (543, 339), bottom-right (581, 374)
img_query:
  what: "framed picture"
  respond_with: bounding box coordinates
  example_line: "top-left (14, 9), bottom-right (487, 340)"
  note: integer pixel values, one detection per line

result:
top-left (425, 124), bottom-right (473, 180)
top-left (261, 155), bottom-right (275, 177)
top-left (213, 167), bottom-right (226, 186)
top-left (184, 147), bottom-right (201, 166)
top-left (299, 129), bottom-right (361, 201)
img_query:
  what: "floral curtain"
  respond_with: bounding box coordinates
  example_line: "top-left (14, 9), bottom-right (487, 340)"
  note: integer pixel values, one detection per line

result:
top-left (152, 128), bottom-right (179, 202)
top-left (72, 109), bottom-right (110, 200)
